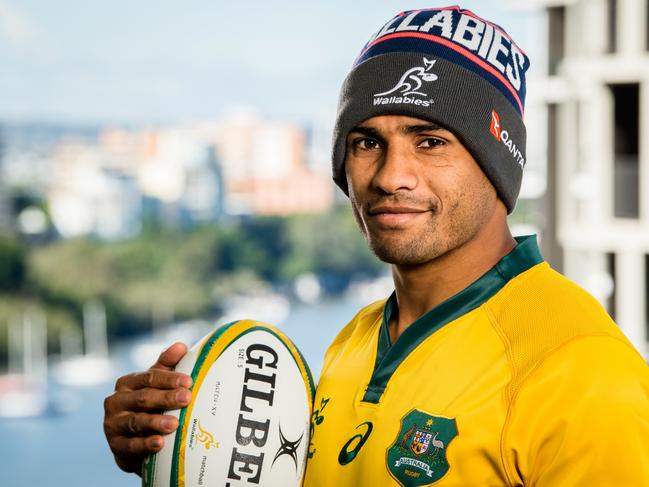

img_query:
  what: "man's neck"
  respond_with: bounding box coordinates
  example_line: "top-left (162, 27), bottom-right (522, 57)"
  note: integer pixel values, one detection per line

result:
top-left (389, 220), bottom-right (516, 342)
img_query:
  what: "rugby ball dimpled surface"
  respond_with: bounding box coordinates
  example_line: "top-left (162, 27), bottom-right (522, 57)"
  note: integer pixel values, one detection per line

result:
top-left (142, 319), bottom-right (315, 487)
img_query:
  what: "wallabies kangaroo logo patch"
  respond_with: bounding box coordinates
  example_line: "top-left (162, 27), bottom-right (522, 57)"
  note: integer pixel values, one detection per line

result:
top-left (373, 58), bottom-right (438, 107)
top-left (375, 58), bottom-right (438, 97)
top-left (387, 409), bottom-right (458, 486)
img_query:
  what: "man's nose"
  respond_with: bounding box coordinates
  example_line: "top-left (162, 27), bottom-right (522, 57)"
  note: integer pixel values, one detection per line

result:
top-left (371, 143), bottom-right (418, 194)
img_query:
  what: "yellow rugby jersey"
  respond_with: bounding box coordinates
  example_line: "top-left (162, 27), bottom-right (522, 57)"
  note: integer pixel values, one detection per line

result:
top-left (304, 235), bottom-right (649, 487)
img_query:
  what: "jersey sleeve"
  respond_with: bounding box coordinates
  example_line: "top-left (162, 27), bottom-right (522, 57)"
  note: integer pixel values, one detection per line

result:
top-left (319, 323), bottom-right (355, 380)
top-left (318, 299), bottom-right (386, 380)
top-left (502, 335), bottom-right (649, 486)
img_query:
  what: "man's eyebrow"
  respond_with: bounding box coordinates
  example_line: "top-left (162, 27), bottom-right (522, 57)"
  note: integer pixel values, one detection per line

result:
top-left (348, 126), bottom-right (381, 138)
top-left (402, 123), bottom-right (446, 134)
top-left (348, 123), bottom-right (447, 138)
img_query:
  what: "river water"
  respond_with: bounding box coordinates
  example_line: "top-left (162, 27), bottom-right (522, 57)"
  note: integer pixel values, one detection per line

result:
top-left (0, 297), bottom-right (367, 487)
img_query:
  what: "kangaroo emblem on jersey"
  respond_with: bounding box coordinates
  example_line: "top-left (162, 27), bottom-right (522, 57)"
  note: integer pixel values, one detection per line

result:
top-left (387, 409), bottom-right (458, 486)
top-left (375, 58), bottom-right (438, 97)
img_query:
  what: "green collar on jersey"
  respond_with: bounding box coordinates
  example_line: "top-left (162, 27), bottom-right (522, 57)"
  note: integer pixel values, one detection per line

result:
top-left (362, 234), bottom-right (544, 404)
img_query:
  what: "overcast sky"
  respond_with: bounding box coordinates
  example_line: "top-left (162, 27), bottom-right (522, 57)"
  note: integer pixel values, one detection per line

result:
top-left (0, 1), bottom-right (542, 126)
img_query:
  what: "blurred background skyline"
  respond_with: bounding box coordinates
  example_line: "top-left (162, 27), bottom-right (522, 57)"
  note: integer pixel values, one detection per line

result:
top-left (1, 1), bottom-right (648, 485)
top-left (0, 1), bottom-right (547, 357)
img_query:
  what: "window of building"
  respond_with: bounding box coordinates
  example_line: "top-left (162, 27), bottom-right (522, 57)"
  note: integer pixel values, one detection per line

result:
top-left (548, 6), bottom-right (566, 75)
top-left (647, 0), bottom-right (649, 51)
top-left (607, 252), bottom-right (617, 320)
top-left (608, 0), bottom-right (617, 53)
top-left (645, 254), bottom-right (649, 338)
top-left (543, 103), bottom-right (563, 271)
top-left (609, 83), bottom-right (640, 219)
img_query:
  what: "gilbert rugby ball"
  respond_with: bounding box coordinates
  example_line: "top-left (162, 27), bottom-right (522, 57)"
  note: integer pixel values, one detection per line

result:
top-left (143, 320), bottom-right (314, 487)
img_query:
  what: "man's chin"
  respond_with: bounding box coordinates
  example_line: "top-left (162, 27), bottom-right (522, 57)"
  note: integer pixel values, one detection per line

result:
top-left (368, 240), bottom-right (440, 266)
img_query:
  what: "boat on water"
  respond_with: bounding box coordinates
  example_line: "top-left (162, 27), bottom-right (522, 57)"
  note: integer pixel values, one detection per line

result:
top-left (0, 374), bottom-right (48, 418)
top-left (217, 292), bottom-right (291, 326)
top-left (0, 312), bottom-right (49, 418)
top-left (52, 300), bottom-right (114, 387)
top-left (129, 319), bottom-right (210, 370)
top-left (129, 292), bottom-right (290, 369)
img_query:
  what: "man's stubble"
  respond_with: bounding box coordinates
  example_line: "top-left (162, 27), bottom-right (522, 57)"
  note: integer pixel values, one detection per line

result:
top-left (349, 173), bottom-right (497, 267)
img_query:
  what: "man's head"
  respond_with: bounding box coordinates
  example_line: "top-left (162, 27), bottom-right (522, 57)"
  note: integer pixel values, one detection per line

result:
top-left (332, 6), bottom-right (531, 214)
top-left (345, 114), bottom-right (499, 266)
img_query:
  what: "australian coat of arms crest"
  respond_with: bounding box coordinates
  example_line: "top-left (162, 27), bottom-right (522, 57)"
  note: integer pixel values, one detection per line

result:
top-left (387, 410), bottom-right (458, 486)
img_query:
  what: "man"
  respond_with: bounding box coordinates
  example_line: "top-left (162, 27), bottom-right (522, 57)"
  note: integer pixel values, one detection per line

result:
top-left (104, 6), bottom-right (649, 486)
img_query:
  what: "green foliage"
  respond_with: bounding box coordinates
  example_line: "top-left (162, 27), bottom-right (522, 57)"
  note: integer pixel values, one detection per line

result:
top-left (3, 205), bottom-right (383, 346)
top-left (29, 238), bottom-right (115, 300)
top-left (281, 205), bottom-right (384, 281)
top-left (0, 237), bottom-right (26, 291)
top-left (27, 230), bottom-right (220, 335)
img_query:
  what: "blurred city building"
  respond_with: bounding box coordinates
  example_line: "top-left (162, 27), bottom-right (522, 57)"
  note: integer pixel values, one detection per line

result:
top-left (203, 109), bottom-right (334, 216)
top-left (1, 111), bottom-right (335, 240)
top-left (48, 138), bottom-right (143, 239)
top-left (135, 127), bottom-right (225, 227)
top-left (522, 0), bottom-right (648, 357)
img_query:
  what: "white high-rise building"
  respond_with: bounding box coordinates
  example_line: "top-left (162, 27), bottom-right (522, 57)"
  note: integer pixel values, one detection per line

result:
top-left (519, 0), bottom-right (649, 357)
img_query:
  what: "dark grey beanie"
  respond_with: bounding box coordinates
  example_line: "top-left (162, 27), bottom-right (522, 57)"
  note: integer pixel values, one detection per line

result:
top-left (331, 6), bottom-right (531, 213)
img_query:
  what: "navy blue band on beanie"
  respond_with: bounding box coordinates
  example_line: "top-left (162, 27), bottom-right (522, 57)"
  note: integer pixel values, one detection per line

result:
top-left (332, 6), bottom-right (531, 213)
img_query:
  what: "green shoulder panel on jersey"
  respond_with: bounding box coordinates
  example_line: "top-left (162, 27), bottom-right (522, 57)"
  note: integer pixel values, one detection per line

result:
top-left (362, 235), bottom-right (544, 403)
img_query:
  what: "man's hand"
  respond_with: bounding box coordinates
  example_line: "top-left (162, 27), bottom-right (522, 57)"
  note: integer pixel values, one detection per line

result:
top-left (103, 342), bottom-right (193, 475)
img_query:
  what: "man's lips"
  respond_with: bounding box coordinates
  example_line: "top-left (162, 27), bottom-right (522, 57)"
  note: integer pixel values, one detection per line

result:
top-left (367, 205), bottom-right (430, 226)
top-left (368, 205), bottom-right (429, 215)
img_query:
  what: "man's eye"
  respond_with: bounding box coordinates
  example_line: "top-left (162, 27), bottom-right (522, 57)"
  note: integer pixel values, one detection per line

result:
top-left (418, 137), bottom-right (444, 148)
top-left (354, 138), bottom-right (380, 150)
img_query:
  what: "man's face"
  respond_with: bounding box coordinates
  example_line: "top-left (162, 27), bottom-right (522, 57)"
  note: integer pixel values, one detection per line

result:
top-left (345, 115), bottom-right (498, 266)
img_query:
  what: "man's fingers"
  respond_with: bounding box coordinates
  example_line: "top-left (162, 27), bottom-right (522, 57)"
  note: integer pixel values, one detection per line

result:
top-left (114, 369), bottom-right (192, 393)
top-left (108, 434), bottom-right (165, 464)
top-left (151, 342), bottom-right (188, 371)
top-left (104, 387), bottom-right (191, 425)
top-left (112, 412), bottom-right (179, 436)
top-left (104, 344), bottom-right (190, 477)
top-left (108, 434), bottom-right (162, 460)
top-left (121, 387), bottom-right (192, 413)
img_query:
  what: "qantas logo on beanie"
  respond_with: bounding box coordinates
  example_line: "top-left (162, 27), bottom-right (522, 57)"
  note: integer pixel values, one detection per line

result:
top-left (490, 110), bottom-right (525, 168)
top-left (489, 109), bottom-right (502, 140)
top-left (373, 58), bottom-right (438, 107)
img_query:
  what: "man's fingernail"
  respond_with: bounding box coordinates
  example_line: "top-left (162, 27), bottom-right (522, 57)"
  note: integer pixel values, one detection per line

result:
top-left (151, 437), bottom-right (163, 448)
top-left (160, 418), bottom-right (174, 431)
top-left (176, 390), bottom-right (190, 403)
top-left (177, 375), bottom-right (192, 388)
